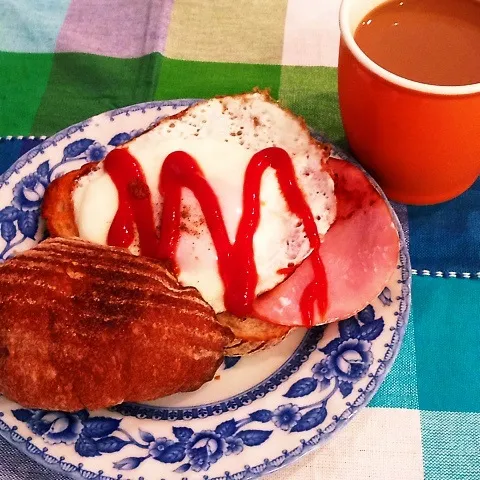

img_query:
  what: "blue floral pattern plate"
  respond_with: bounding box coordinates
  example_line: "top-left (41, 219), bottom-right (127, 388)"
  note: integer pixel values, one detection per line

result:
top-left (0, 100), bottom-right (411, 480)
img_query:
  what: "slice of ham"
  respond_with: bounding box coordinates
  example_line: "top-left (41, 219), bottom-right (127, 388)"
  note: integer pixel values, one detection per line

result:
top-left (251, 157), bottom-right (400, 326)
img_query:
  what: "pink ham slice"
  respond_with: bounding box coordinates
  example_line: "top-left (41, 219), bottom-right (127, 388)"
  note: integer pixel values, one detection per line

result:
top-left (251, 157), bottom-right (400, 326)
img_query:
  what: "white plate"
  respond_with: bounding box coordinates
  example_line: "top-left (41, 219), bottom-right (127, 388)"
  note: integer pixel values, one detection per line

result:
top-left (0, 100), bottom-right (411, 480)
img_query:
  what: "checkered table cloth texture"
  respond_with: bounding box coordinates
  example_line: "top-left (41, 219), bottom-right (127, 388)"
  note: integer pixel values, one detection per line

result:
top-left (0, 1), bottom-right (479, 479)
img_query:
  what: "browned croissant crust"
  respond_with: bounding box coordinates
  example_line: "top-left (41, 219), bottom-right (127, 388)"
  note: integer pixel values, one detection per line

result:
top-left (0, 237), bottom-right (233, 411)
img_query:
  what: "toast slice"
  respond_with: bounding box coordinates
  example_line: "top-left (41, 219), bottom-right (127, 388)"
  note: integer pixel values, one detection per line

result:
top-left (217, 312), bottom-right (291, 356)
top-left (43, 92), bottom-right (335, 354)
top-left (43, 166), bottom-right (291, 355)
top-left (43, 162), bottom-right (98, 237)
top-left (0, 237), bottom-right (233, 411)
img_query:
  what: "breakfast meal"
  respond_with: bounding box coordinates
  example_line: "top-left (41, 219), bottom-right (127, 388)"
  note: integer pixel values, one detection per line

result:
top-left (0, 91), bottom-right (400, 410)
top-left (0, 237), bottom-right (232, 411)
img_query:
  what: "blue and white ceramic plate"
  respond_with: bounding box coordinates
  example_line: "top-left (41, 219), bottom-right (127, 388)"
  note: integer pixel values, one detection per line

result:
top-left (0, 100), bottom-right (411, 480)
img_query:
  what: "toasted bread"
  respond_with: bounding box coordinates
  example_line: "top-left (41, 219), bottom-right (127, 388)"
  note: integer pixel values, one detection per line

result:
top-left (42, 92), bottom-right (335, 354)
top-left (0, 237), bottom-right (233, 411)
top-left (217, 312), bottom-right (292, 356)
top-left (43, 162), bottom-right (97, 237)
top-left (43, 165), bottom-right (292, 355)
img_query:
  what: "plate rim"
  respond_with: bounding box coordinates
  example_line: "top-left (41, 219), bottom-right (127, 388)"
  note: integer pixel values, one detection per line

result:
top-left (0, 99), bottom-right (412, 480)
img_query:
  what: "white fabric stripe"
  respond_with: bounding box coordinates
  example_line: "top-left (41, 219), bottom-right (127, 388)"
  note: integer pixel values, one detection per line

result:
top-left (282, 0), bottom-right (341, 67)
top-left (411, 269), bottom-right (480, 279)
top-left (1, 136), bottom-right (47, 141)
top-left (270, 408), bottom-right (424, 480)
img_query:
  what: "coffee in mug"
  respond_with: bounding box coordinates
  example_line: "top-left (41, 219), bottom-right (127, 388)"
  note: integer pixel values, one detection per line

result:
top-left (338, 0), bottom-right (480, 205)
top-left (354, 0), bottom-right (480, 86)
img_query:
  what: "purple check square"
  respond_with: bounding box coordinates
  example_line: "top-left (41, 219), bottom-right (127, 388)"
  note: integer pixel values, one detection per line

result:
top-left (56, 0), bottom-right (174, 57)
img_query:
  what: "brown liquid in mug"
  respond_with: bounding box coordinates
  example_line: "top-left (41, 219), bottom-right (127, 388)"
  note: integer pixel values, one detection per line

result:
top-left (354, 0), bottom-right (480, 86)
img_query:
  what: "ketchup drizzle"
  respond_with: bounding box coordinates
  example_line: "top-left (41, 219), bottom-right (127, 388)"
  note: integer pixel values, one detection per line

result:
top-left (104, 146), bottom-right (328, 325)
top-left (104, 149), bottom-right (159, 257)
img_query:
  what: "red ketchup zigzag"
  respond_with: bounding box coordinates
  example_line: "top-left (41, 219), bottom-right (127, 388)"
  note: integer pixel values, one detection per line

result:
top-left (252, 157), bottom-right (399, 326)
top-left (104, 148), bottom-right (399, 328)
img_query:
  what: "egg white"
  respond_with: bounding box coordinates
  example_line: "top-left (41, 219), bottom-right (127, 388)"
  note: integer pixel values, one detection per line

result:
top-left (74, 93), bottom-right (336, 312)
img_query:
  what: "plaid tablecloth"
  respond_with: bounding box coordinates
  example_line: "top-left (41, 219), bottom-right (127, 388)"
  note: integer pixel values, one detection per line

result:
top-left (0, 1), bottom-right (479, 479)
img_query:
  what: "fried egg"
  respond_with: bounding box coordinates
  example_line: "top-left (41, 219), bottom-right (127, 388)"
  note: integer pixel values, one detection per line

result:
top-left (73, 92), bottom-right (336, 312)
